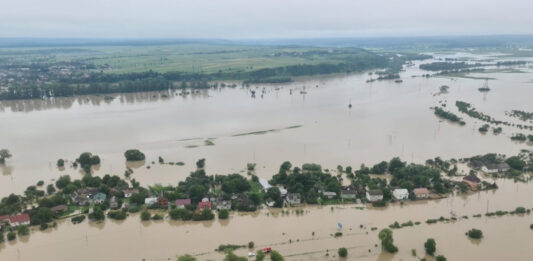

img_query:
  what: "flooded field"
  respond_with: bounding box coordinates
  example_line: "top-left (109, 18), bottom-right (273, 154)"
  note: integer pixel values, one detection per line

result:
top-left (1, 52), bottom-right (533, 260)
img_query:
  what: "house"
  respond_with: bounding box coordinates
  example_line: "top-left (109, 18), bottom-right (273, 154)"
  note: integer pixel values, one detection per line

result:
top-left (366, 190), bottom-right (383, 202)
top-left (392, 189), bottom-right (409, 200)
top-left (9, 213), bottom-right (30, 227)
top-left (0, 215), bottom-right (9, 226)
top-left (198, 201), bottom-right (212, 210)
top-left (91, 193), bottom-right (107, 204)
top-left (341, 190), bottom-right (356, 200)
top-left (51, 205), bottom-right (68, 214)
top-left (463, 174), bottom-right (482, 190)
top-left (322, 191), bottom-right (337, 199)
top-left (285, 193), bottom-right (301, 205)
top-left (70, 192), bottom-right (89, 206)
top-left (145, 197), bottom-right (157, 205)
top-left (259, 179), bottom-right (272, 191)
top-left (265, 198), bottom-right (276, 207)
top-left (175, 199), bottom-right (191, 209)
top-left (279, 187), bottom-right (288, 197)
top-left (158, 197), bottom-right (169, 207)
top-left (110, 196), bottom-right (119, 209)
top-left (481, 163), bottom-right (510, 174)
top-left (122, 188), bottom-right (139, 198)
top-left (215, 199), bottom-right (232, 210)
top-left (413, 188), bottom-right (430, 199)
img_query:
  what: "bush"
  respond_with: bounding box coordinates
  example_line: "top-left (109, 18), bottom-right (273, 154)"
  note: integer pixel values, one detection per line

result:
top-left (530, 224), bottom-right (533, 229)
top-left (515, 207), bottom-right (526, 214)
top-left (338, 247), bottom-right (348, 258)
top-left (140, 210), bottom-right (151, 221)
top-left (152, 213), bottom-right (164, 220)
top-left (255, 250), bottom-right (266, 261)
top-left (17, 225), bottom-right (30, 236)
top-left (436, 255), bottom-right (447, 261)
top-left (177, 254), bottom-right (196, 261)
top-left (270, 250), bottom-right (284, 261)
top-left (57, 159), bottom-right (65, 167)
top-left (424, 238), bottom-right (436, 256)
top-left (467, 228), bottom-right (483, 239)
top-left (71, 215), bottom-right (86, 224)
top-left (7, 231), bottom-right (16, 241)
top-left (107, 210), bottom-right (128, 220)
top-left (248, 241), bottom-right (254, 248)
top-left (219, 209), bottom-right (229, 219)
top-left (124, 149), bottom-right (146, 161)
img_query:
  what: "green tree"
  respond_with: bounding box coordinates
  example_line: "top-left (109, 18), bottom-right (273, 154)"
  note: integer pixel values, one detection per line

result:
top-left (248, 241), bottom-right (254, 248)
top-left (467, 228), bottom-right (483, 239)
top-left (505, 156), bottom-right (526, 170)
top-left (55, 175), bottom-right (71, 189)
top-left (141, 210), bottom-right (151, 221)
top-left (338, 247), bottom-right (348, 257)
top-left (57, 159), bottom-right (65, 167)
top-left (270, 250), bottom-right (284, 261)
top-left (196, 158), bottom-right (206, 169)
top-left (0, 149), bottom-right (12, 164)
top-left (37, 207), bottom-right (54, 223)
top-left (378, 229), bottom-right (398, 253)
top-left (424, 238), bottom-right (436, 256)
top-left (177, 254), bottom-right (196, 261)
top-left (17, 225), bottom-right (30, 236)
top-left (224, 251), bottom-right (247, 261)
top-left (435, 255), bottom-right (447, 261)
top-left (254, 250), bottom-right (265, 261)
top-left (7, 231), bottom-right (16, 241)
top-left (89, 206), bottom-right (105, 221)
top-left (124, 149), bottom-right (146, 161)
top-left (218, 209), bottom-right (229, 219)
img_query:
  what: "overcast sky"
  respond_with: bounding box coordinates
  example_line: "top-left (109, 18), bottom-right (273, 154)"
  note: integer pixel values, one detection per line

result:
top-left (1, 0), bottom-right (532, 39)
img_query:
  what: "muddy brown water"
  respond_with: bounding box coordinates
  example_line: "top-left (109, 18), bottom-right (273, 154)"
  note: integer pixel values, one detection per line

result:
top-left (1, 53), bottom-right (533, 260)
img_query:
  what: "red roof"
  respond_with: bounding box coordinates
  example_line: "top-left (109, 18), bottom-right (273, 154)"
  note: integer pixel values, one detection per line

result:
top-left (413, 188), bottom-right (429, 195)
top-left (9, 213), bottom-right (30, 224)
top-left (198, 201), bottom-right (212, 209)
top-left (175, 199), bottom-right (191, 206)
top-left (0, 215), bottom-right (9, 222)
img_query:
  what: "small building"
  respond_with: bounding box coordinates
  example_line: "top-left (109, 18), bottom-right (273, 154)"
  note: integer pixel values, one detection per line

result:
top-left (175, 199), bottom-right (191, 209)
top-left (413, 188), bottom-right (430, 199)
top-left (285, 193), bottom-right (301, 205)
top-left (122, 188), bottom-right (139, 198)
top-left (481, 163), bottom-right (510, 174)
top-left (198, 201), bottom-right (212, 210)
top-left (463, 174), bottom-right (482, 190)
top-left (9, 213), bottom-right (30, 227)
top-left (265, 198), bottom-right (276, 207)
top-left (366, 190), bottom-right (383, 202)
top-left (259, 179), bottom-right (272, 191)
top-left (279, 187), bottom-right (288, 197)
top-left (341, 190), bottom-right (356, 200)
top-left (145, 197), bottom-right (157, 205)
top-left (110, 196), bottom-right (119, 209)
top-left (392, 189), bottom-right (409, 200)
top-left (215, 199), bottom-right (232, 210)
top-left (91, 193), bottom-right (107, 204)
top-left (158, 197), bottom-right (169, 207)
top-left (51, 205), bottom-right (68, 214)
top-left (322, 191), bottom-right (337, 199)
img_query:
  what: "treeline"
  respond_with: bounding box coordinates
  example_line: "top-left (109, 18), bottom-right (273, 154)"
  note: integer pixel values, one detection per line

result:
top-left (0, 52), bottom-right (391, 100)
top-left (419, 62), bottom-right (482, 71)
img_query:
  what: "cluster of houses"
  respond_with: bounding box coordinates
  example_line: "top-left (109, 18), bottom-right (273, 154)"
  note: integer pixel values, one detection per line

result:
top-left (0, 213), bottom-right (30, 228)
top-left (365, 187), bottom-right (430, 202)
top-left (469, 158), bottom-right (510, 174)
top-left (70, 188), bottom-right (108, 206)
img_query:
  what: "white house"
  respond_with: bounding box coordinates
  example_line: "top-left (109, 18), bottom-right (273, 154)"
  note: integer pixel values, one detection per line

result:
top-left (259, 179), bottom-right (272, 191)
top-left (366, 190), bottom-right (383, 202)
top-left (392, 189), bottom-right (409, 200)
top-left (481, 163), bottom-right (510, 174)
top-left (322, 191), bottom-right (337, 199)
top-left (285, 193), bottom-right (301, 205)
top-left (145, 197), bottom-right (157, 205)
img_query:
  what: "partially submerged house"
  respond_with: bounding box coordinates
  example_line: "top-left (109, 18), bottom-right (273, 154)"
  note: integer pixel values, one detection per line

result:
top-left (392, 188), bottom-right (409, 200)
top-left (158, 197), bottom-right (169, 207)
top-left (481, 163), bottom-right (510, 174)
top-left (463, 174), bottom-right (482, 190)
top-left (322, 191), bottom-right (337, 199)
top-left (8, 213), bottom-right (30, 227)
top-left (145, 197), bottom-right (157, 205)
top-left (366, 189), bottom-right (383, 202)
top-left (341, 190), bottom-right (356, 200)
top-left (413, 188), bottom-right (430, 199)
top-left (175, 199), bottom-right (191, 209)
top-left (91, 193), bottom-right (107, 204)
top-left (198, 201), bottom-right (212, 210)
top-left (285, 193), bottom-right (301, 205)
top-left (51, 205), bottom-right (68, 215)
top-left (215, 198), bottom-right (232, 210)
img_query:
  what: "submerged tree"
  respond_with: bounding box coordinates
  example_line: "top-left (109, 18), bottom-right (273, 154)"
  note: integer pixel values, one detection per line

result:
top-left (378, 228), bottom-right (398, 253)
top-left (0, 149), bottom-right (12, 164)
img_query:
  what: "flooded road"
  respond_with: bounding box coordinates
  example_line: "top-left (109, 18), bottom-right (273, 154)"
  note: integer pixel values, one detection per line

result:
top-left (1, 52), bottom-right (533, 260)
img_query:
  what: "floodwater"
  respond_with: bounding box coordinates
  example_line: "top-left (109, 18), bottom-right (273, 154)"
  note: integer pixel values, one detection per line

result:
top-left (1, 52), bottom-right (533, 260)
